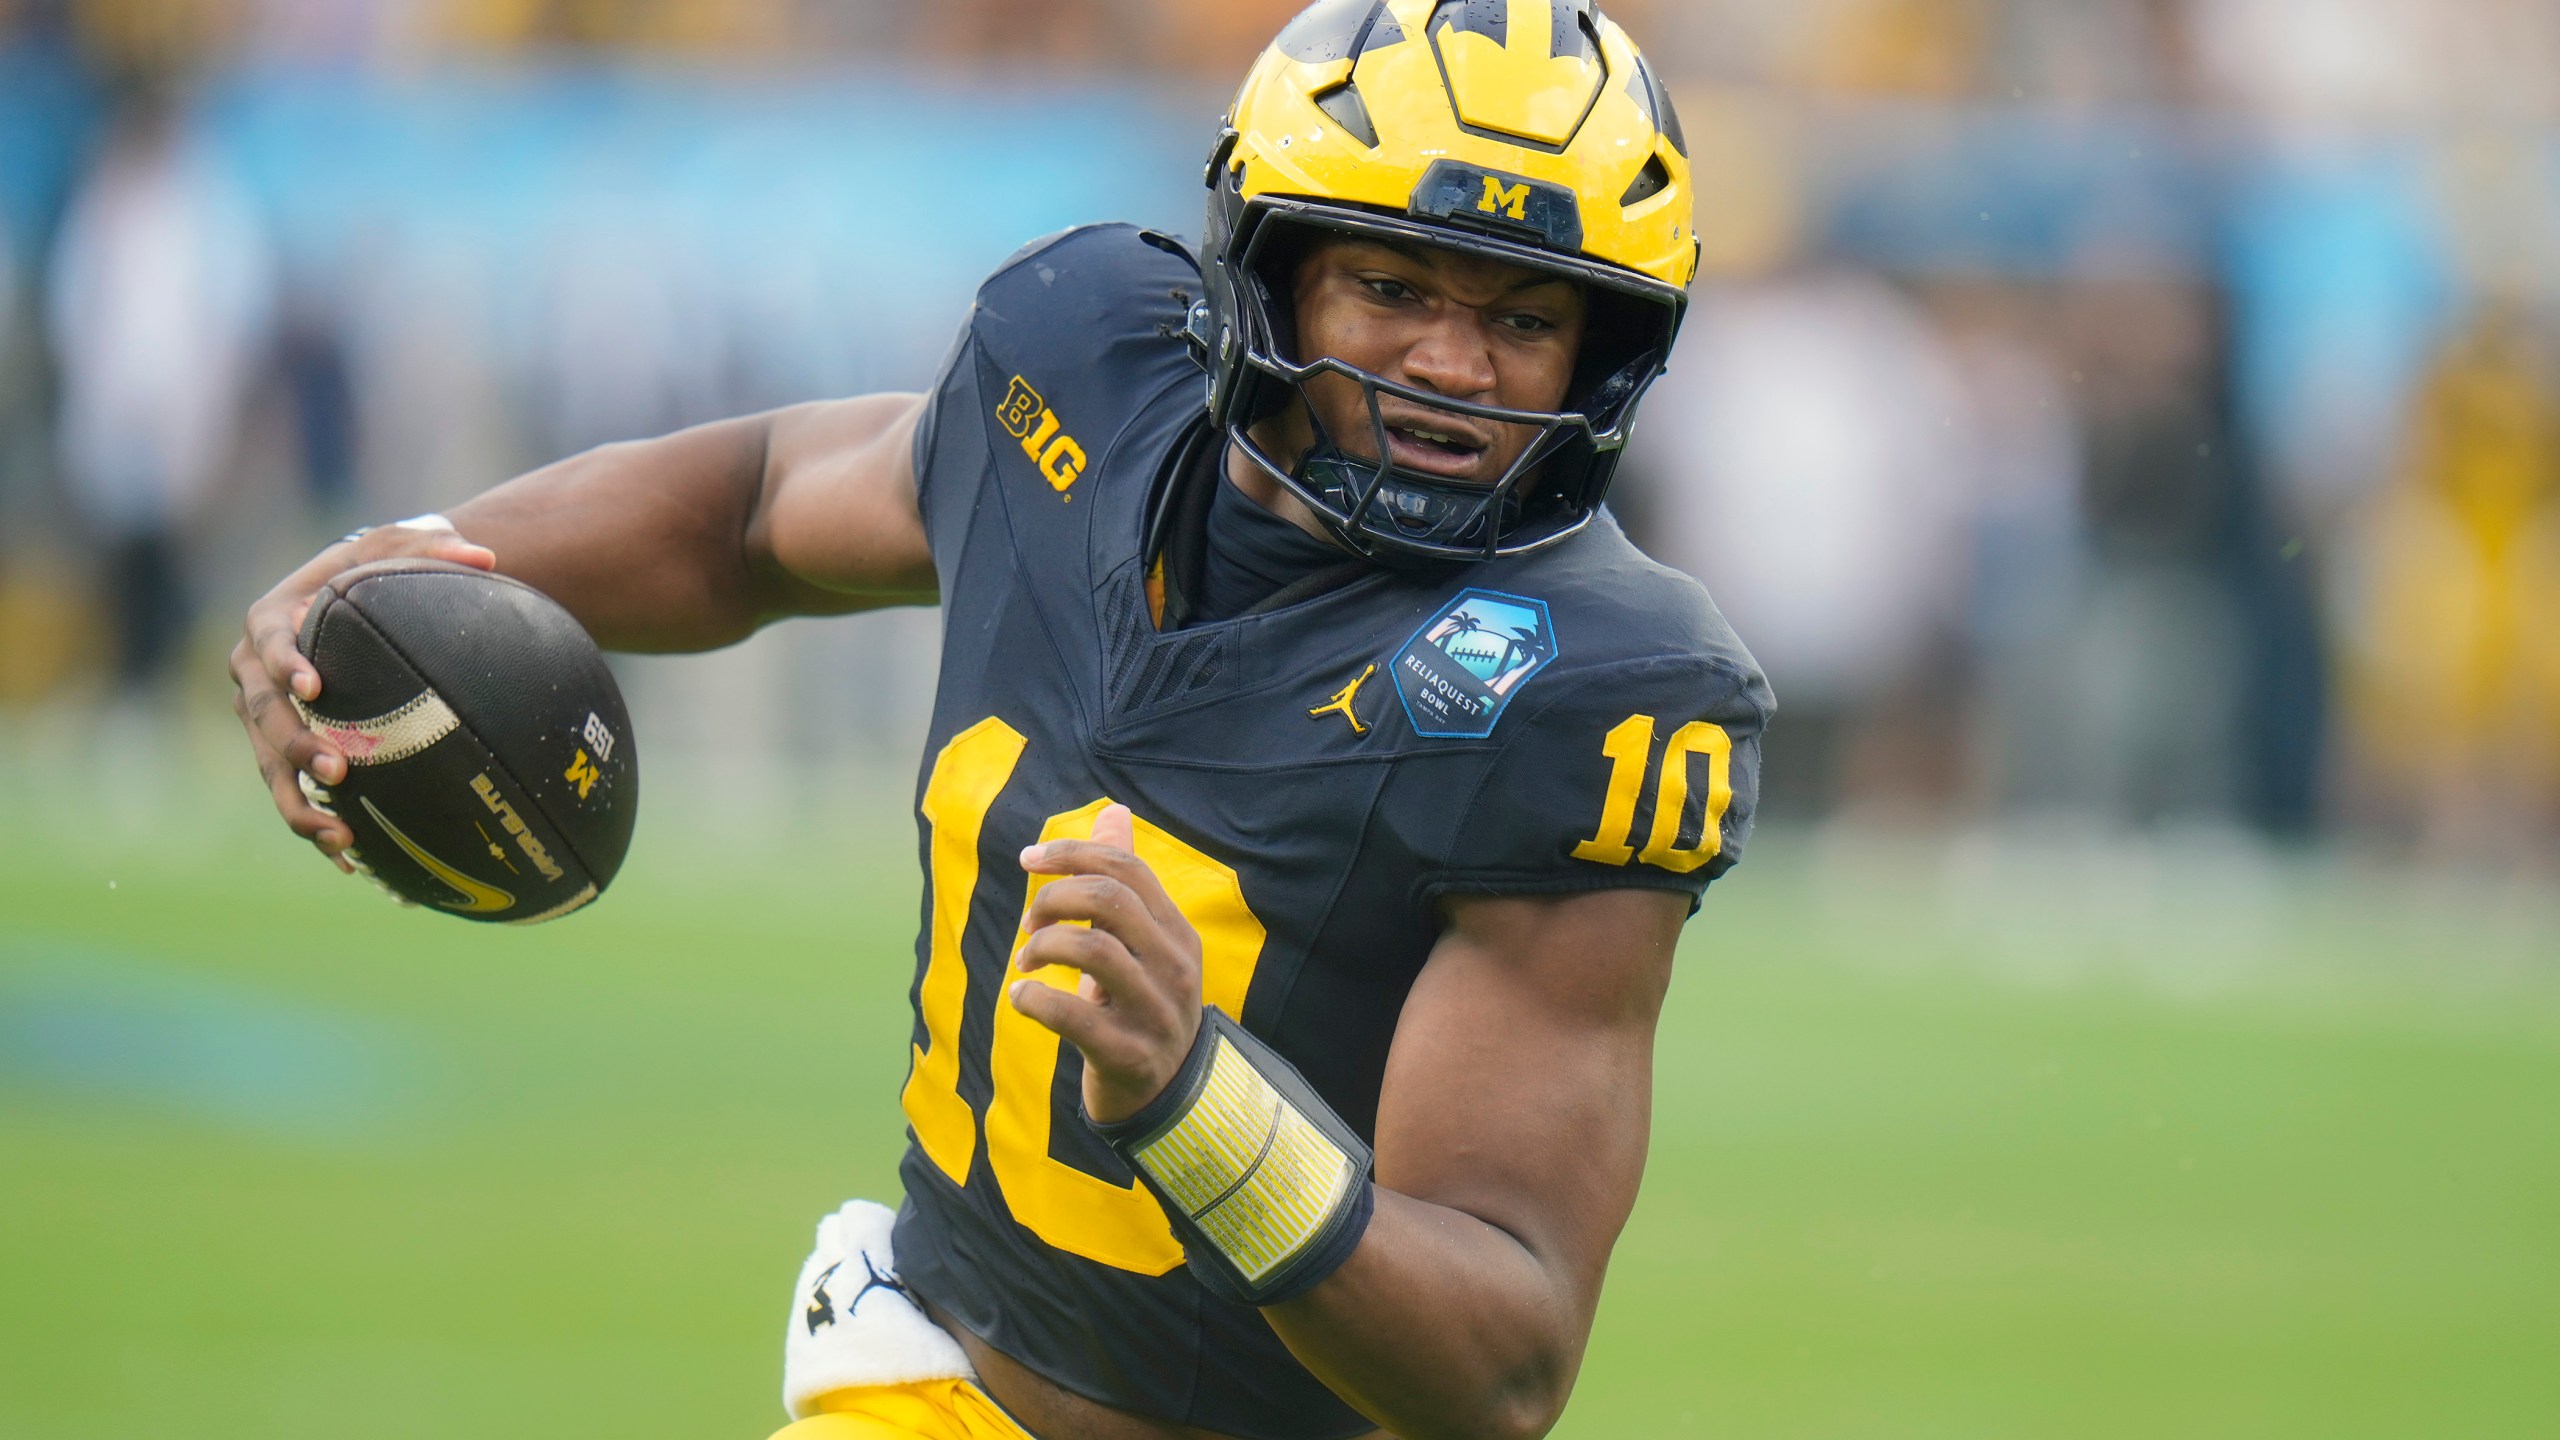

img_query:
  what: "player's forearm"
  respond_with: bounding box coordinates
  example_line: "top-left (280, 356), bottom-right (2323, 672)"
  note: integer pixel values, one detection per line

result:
top-left (439, 399), bottom-right (932, 652)
top-left (1265, 1191), bottom-right (1588, 1440)
top-left (1262, 894), bottom-right (1674, 1440)
top-left (441, 415), bottom-right (788, 652)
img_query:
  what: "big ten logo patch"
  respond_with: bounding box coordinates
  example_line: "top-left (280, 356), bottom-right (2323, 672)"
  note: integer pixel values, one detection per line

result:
top-left (997, 377), bottom-right (1088, 494)
top-left (582, 712), bottom-right (617, 764)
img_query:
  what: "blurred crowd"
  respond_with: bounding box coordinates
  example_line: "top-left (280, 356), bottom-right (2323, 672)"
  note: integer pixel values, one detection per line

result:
top-left (1, 0), bottom-right (2556, 861)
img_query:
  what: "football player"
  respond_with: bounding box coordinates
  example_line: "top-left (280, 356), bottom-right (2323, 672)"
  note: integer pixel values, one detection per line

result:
top-left (230, 3), bottom-right (1771, 1437)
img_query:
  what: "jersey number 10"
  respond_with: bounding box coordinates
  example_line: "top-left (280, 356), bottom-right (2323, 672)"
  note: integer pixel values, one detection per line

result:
top-left (900, 717), bottom-right (1267, 1276)
top-left (1572, 714), bottom-right (1736, 874)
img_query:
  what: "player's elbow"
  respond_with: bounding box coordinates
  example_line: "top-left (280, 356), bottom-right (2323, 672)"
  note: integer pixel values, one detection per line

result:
top-left (1408, 1359), bottom-right (1573, 1440)
top-left (1435, 1388), bottom-right (1567, 1440)
top-left (1486, 1390), bottom-right (1570, 1440)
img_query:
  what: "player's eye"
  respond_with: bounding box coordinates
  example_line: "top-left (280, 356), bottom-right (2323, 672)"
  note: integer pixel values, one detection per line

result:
top-left (1496, 311), bottom-right (1558, 335)
top-left (1357, 276), bottom-right (1417, 303)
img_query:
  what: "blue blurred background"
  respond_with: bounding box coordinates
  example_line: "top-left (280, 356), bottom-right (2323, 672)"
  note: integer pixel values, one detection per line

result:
top-left (2, 3), bottom-right (2557, 1438)
top-left (4, 0), bottom-right (2557, 847)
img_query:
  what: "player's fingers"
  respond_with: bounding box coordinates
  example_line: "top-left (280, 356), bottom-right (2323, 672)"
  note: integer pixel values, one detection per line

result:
top-left (232, 641), bottom-right (346, 783)
top-left (1024, 878), bottom-right (1199, 1001)
top-left (1007, 976), bottom-right (1111, 1046)
top-left (1091, 802), bottom-right (1136, 854)
top-left (425, 532), bottom-right (499, 570)
top-left (245, 522), bottom-right (480, 704)
top-left (254, 744), bottom-right (324, 837)
top-left (245, 593), bottom-right (324, 704)
top-left (255, 744), bottom-right (353, 854)
top-left (1014, 926), bottom-right (1153, 1010)
top-left (1022, 874), bottom-right (1150, 943)
top-left (1010, 979), bottom-right (1161, 1080)
top-left (281, 725), bottom-right (348, 786)
top-left (1076, 804), bottom-right (1195, 934)
top-left (237, 651), bottom-right (347, 845)
top-left (1021, 839), bottom-right (1186, 933)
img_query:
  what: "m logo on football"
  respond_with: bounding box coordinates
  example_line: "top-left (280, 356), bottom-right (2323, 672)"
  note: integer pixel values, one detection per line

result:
top-left (997, 376), bottom-right (1088, 494)
top-left (565, 749), bottom-right (602, 801)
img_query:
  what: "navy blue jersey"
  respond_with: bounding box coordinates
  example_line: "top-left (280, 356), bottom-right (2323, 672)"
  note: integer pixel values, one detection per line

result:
top-left (889, 225), bottom-right (1771, 1440)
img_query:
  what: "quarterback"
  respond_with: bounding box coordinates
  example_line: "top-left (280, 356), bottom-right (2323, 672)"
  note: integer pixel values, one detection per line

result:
top-left (231, 2), bottom-right (1770, 1437)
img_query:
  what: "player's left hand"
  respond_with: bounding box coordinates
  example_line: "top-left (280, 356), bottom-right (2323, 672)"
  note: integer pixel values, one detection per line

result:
top-left (1010, 804), bottom-right (1204, 1126)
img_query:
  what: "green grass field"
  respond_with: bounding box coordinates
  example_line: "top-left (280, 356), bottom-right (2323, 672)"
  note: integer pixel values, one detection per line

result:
top-left (4, 725), bottom-right (2556, 1439)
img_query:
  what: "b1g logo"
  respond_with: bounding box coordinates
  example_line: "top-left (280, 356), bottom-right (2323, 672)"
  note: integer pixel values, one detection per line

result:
top-left (997, 376), bottom-right (1088, 493)
top-left (1391, 589), bottom-right (1558, 739)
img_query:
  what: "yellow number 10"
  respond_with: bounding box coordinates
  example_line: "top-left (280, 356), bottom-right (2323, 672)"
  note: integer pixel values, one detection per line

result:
top-left (900, 718), bottom-right (1268, 1276)
top-left (1572, 714), bottom-right (1735, 875)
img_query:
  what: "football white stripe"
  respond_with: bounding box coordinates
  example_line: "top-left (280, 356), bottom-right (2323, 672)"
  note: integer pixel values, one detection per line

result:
top-left (505, 884), bottom-right (598, 927)
top-left (295, 690), bottom-right (461, 767)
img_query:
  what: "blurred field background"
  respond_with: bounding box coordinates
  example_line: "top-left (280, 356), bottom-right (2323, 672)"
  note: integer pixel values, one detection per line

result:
top-left (4, 0), bottom-right (2560, 1436)
top-left (8, 732), bottom-right (2557, 1438)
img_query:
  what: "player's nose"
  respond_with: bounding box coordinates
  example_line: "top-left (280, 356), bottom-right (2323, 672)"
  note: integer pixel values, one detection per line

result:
top-left (1395, 310), bottom-right (1500, 403)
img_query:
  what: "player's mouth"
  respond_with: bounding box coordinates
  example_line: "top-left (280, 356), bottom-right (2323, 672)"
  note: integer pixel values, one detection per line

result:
top-left (1378, 414), bottom-right (1494, 479)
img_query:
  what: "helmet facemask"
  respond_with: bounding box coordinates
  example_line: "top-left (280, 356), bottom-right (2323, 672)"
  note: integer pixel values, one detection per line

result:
top-left (1207, 188), bottom-right (1684, 564)
top-left (1198, 0), bottom-right (1699, 561)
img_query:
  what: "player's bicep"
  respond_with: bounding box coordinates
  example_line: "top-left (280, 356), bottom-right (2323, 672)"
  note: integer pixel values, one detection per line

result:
top-left (748, 393), bottom-right (938, 612)
top-left (1372, 887), bottom-right (1685, 1298)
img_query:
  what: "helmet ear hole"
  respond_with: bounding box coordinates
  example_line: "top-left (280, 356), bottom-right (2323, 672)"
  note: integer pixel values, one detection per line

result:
top-left (1312, 81), bottom-right (1380, 149)
top-left (1620, 154), bottom-right (1673, 208)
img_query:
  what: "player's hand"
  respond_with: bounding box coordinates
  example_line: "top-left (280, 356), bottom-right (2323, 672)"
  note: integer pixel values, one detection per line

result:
top-left (229, 520), bottom-right (498, 870)
top-left (1010, 803), bottom-right (1205, 1126)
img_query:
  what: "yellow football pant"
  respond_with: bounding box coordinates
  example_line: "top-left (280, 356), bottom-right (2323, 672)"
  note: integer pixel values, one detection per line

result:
top-left (768, 1378), bottom-right (1033, 1440)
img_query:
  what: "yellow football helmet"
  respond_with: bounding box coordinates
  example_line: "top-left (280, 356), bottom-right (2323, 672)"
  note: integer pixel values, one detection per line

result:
top-left (1199, 0), bottom-right (1696, 560)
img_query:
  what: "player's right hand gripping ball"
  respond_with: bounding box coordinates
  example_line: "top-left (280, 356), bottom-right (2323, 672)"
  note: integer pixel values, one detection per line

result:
top-left (294, 559), bottom-right (637, 925)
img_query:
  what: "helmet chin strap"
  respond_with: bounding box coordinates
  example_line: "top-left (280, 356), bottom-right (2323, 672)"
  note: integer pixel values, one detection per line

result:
top-left (1295, 443), bottom-right (1510, 567)
top-left (1230, 356), bottom-right (1587, 563)
top-left (1302, 367), bottom-right (1569, 562)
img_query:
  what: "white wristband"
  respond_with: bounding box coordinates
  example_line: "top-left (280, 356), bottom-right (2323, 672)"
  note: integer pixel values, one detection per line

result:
top-left (340, 513), bottom-right (456, 547)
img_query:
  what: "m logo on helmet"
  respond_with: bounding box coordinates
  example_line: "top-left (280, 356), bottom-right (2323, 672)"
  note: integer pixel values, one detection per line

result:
top-left (1410, 161), bottom-right (1584, 251)
top-left (1478, 177), bottom-right (1531, 222)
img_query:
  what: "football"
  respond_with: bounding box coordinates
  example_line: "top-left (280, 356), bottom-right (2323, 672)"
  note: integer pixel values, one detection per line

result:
top-left (294, 559), bottom-right (637, 924)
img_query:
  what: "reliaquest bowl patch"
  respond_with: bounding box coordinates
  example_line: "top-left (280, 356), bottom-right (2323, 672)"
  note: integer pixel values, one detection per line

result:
top-left (1392, 589), bottom-right (1558, 739)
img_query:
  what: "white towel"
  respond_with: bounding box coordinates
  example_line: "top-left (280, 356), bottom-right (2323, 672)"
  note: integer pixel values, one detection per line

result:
top-left (782, 1199), bottom-right (977, 1419)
